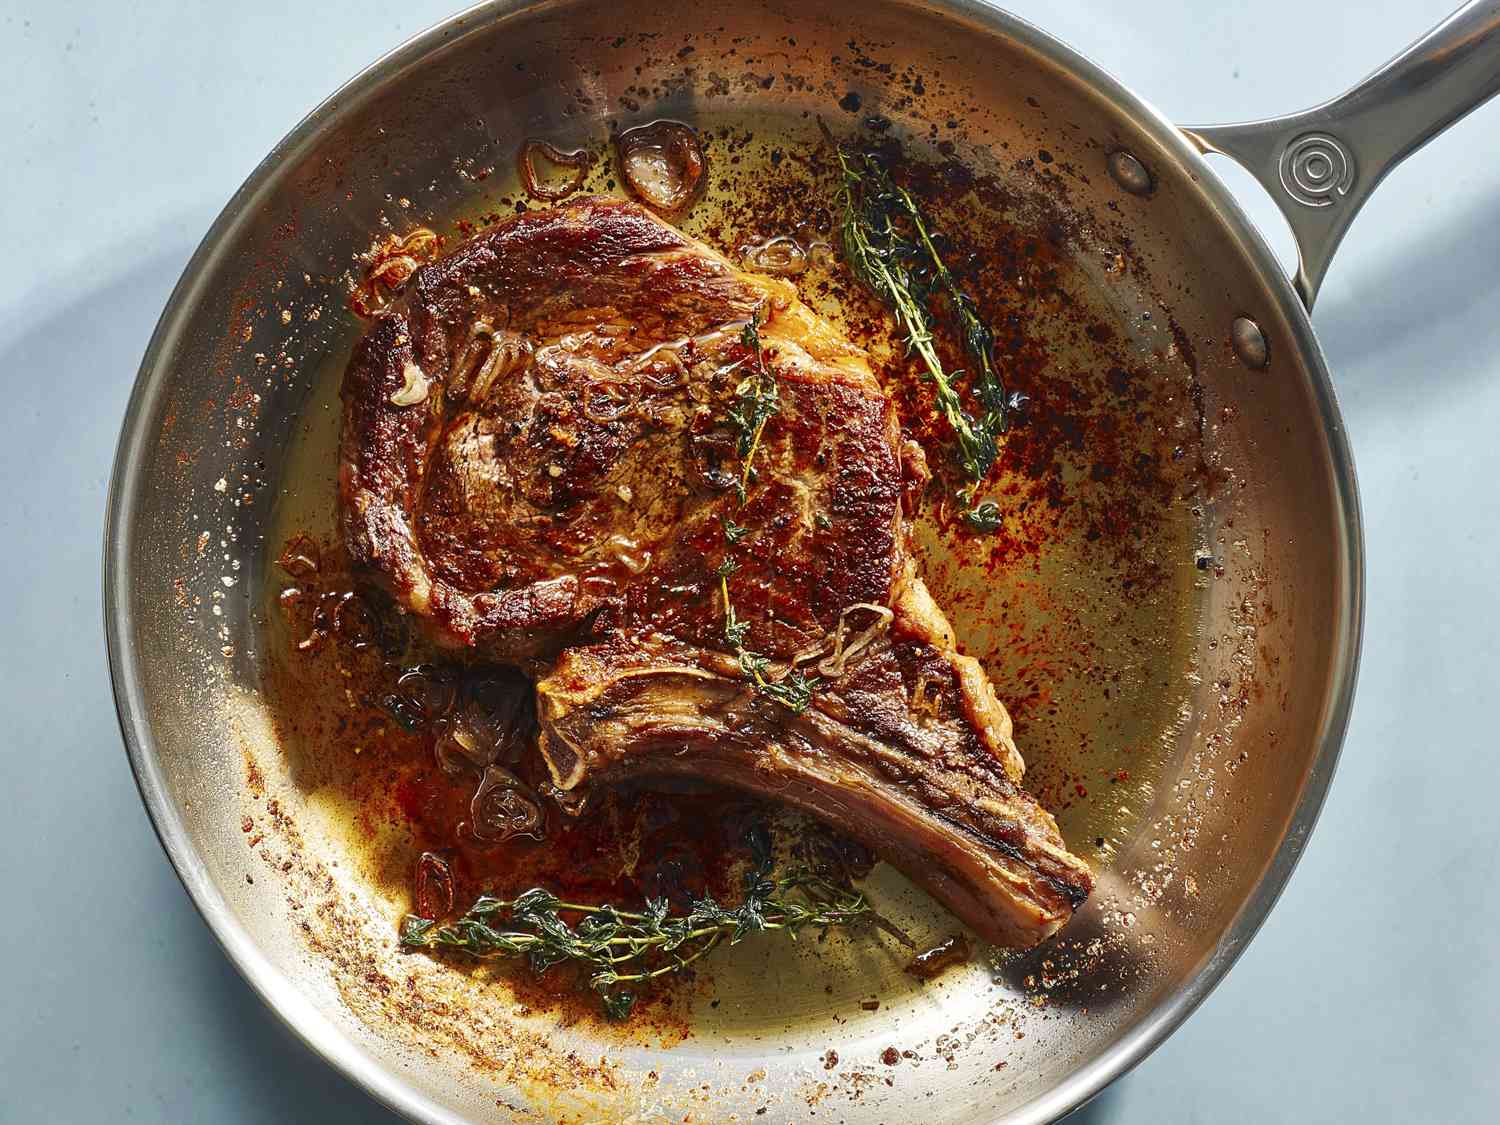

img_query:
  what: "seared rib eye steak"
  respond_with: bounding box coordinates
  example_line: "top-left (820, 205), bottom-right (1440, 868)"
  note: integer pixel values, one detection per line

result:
top-left (340, 197), bottom-right (1092, 946)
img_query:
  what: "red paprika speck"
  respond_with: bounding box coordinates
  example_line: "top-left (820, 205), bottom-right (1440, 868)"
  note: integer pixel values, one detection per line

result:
top-left (392, 774), bottom-right (429, 825)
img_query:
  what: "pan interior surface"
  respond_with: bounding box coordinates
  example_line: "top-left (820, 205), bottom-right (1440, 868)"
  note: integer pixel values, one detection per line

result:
top-left (106, 1), bottom-right (1358, 1121)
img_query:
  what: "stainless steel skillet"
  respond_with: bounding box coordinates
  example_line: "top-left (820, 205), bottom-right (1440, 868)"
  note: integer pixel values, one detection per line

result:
top-left (104, 1), bottom-right (1500, 1121)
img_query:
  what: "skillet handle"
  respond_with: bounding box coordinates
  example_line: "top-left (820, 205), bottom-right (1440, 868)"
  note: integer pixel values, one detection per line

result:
top-left (1182, 0), bottom-right (1500, 309)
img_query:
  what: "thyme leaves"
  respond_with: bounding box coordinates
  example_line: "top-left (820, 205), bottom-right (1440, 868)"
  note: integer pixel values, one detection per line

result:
top-left (959, 500), bottom-right (1003, 534)
top-left (823, 124), bottom-right (1018, 529)
top-left (400, 848), bottom-right (873, 1019)
top-left (720, 516), bottom-right (750, 545)
top-left (727, 315), bottom-right (781, 502)
top-left (717, 312), bottom-right (821, 714)
top-left (717, 555), bottom-right (818, 715)
top-left (719, 566), bottom-right (750, 648)
top-left (734, 644), bottom-right (820, 715)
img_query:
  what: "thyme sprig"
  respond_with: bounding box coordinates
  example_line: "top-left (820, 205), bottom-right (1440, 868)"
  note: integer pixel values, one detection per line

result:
top-left (717, 313), bottom-right (820, 714)
top-left (737, 649), bottom-right (820, 714)
top-left (822, 124), bottom-right (1018, 529)
top-left (717, 558), bottom-right (819, 714)
top-left (727, 317), bottom-right (781, 502)
top-left (400, 840), bottom-right (872, 1019)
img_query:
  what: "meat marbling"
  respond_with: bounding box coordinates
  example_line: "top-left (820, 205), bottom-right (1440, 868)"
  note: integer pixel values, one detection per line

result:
top-left (340, 196), bottom-right (1092, 946)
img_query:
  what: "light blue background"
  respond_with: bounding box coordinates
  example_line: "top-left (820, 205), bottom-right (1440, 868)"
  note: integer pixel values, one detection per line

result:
top-left (2, 1), bottom-right (1495, 1120)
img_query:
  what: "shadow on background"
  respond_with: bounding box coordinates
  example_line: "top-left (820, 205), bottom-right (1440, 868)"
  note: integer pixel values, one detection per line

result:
top-left (1316, 187), bottom-right (1500, 382)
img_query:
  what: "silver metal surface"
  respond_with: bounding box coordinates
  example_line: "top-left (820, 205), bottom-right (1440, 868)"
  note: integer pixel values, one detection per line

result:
top-left (1231, 316), bottom-right (1271, 370)
top-left (1187, 0), bottom-right (1500, 307)
top-left (1105, 149), bottom-right (1154, 195)
top-left (101, 0), bottom-right (1389, 1121)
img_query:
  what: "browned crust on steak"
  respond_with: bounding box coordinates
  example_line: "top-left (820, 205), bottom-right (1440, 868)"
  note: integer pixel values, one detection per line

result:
top-left (340, 197), bottom-right (1092, 947)
top-left (537, 556), bottom-right (1089, 946)
top-left (341, 197), bottom-right (896, 659)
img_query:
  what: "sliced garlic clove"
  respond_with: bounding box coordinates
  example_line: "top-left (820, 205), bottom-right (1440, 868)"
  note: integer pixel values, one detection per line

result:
top-left (389, 360), bottom-right (430, 406)
top-left (616, 120), bottom-right (707, 213)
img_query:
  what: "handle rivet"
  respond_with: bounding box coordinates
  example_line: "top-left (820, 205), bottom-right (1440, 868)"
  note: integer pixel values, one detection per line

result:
top-left (1107, 149), bottom-right (1153, 196)
top-left (1231, 316), bottom-right (1269, 369)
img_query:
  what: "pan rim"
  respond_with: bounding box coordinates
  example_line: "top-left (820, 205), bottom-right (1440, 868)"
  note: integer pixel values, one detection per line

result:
top-left (102, 1), bottom-right (1364, 1121)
